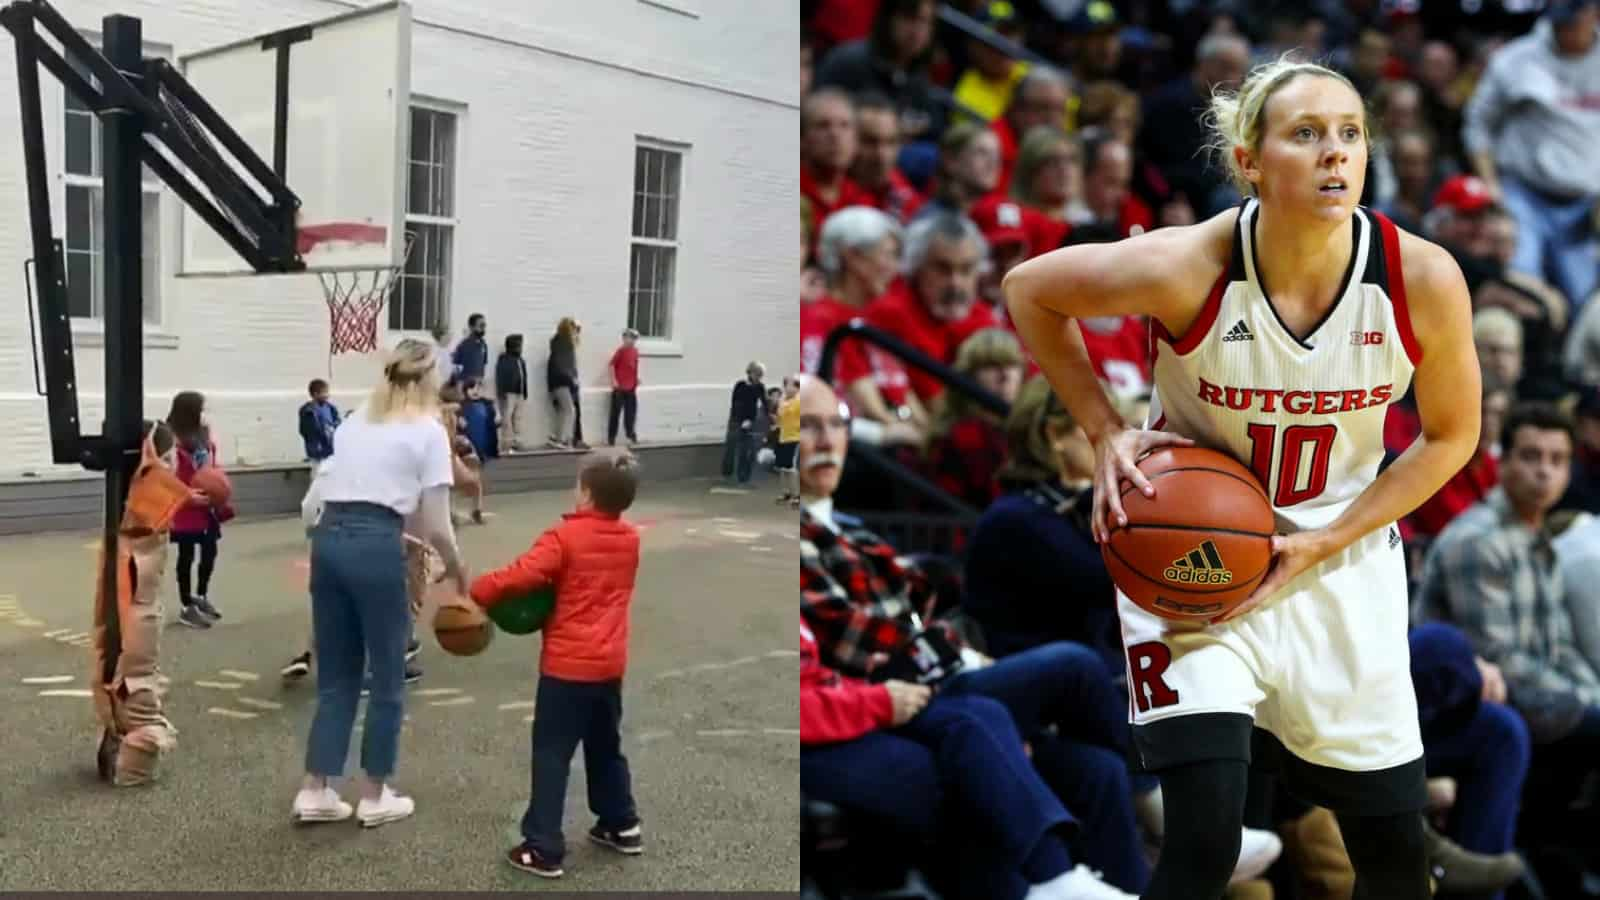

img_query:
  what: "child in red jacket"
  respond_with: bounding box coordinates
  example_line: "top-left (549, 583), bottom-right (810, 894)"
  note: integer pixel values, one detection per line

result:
top-left (470, 448), bottom-right (643, 879)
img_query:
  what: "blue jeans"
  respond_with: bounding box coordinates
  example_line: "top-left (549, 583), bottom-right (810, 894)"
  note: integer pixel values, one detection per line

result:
top-left (942, 641), bottom-right (1153, 890)
top-left (802, 693), bottom-right (1074, 900)
top-left (522, 674), bottom-right (638, 861)
top-left (721, 420), bottom-right (759, 483)
top-left (1426, 700), bottom-right (1530, 900)
top-left (1499, 174), bottom-right (1598, 310)
top-left (305, 502), bottom-right (410, 778)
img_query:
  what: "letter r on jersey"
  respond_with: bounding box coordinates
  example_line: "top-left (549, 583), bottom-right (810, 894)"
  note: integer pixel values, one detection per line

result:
top-left (1128, 641), bottom-right (1180, 712)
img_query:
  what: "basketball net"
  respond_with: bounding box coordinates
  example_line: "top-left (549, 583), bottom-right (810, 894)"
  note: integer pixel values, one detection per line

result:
top-left (302, 225), bottom-right (416, 374)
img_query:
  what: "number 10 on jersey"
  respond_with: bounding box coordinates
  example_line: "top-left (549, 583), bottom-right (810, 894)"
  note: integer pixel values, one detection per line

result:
top-left (1246, 423), bottom-right (1337, 507)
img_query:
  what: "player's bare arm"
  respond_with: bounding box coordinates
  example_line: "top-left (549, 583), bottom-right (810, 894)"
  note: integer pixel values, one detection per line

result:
top-left (1217, 230), bottom-right (1481, 622)
top-left (1003, 215), bottom-right (1234, 540)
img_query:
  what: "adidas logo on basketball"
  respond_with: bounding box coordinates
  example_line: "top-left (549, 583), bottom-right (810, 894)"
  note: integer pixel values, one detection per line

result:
top-left (1164, 540), bottom-right (1234, 585)
top-left (1222, 320), bottom-right (1254, 342)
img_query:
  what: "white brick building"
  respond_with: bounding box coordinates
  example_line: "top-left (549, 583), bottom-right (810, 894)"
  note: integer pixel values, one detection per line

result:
top-left (0, 0), bottom-right (798, 472)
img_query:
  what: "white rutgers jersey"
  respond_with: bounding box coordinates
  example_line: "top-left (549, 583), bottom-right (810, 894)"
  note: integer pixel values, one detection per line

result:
top-left (1147, 199), bottom-right (1421, 533)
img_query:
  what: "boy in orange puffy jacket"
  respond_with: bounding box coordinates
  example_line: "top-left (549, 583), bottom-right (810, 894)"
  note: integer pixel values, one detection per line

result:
top-left (470, 448), bottom-right (643, 879)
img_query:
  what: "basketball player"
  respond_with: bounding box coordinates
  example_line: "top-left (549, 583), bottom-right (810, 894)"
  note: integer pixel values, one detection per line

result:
top-left (1003, 58), bottom-right (1482, 899)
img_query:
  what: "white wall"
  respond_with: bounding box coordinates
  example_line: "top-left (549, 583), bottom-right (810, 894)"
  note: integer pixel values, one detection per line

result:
top-left (0, 0), bottom-right (798, 472)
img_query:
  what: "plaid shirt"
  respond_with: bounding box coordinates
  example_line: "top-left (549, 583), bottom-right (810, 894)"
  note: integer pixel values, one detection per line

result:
top-left (1415, 488), bottom-right (1600, 735)
top-left (924, 417), bottom-right (1006, 511)
top-left (801, 509), bottom-right (964, 678)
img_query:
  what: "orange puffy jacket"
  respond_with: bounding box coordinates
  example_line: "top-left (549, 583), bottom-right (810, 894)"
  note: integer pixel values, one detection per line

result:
top-left (469, 509), bottom-right (640, 682)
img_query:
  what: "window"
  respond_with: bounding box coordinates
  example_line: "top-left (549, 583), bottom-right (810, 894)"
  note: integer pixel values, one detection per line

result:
top-left (63, 50), bottom-right (162, 323)
top-left (628, 142), bottom-right (684, 340)
top-left (391, 105), bottom-right (458, 332)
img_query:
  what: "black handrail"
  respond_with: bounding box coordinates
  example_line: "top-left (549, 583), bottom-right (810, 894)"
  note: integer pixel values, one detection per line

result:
top-left (817, 318), bottom-right (1011, 420)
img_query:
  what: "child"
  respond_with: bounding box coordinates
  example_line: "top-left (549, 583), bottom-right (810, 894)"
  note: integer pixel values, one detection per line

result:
top-left (298, 378), bottom-right (341, 462)
top-left (496, 334), bottom-right (530, 451)
top-left (282, 457), bottom-right (424, 683)
top-left (607, 327), bottom-right (641, 446)
top-left (470, 449), bottom-right (644, 878)
top-left (439, 384), bottom-right (488, 525)
top-left (167, 391), bottom-right (226, 629)
top-left (461, 377), bottom-right (500, 463)
top-left (776, 376), bottom-right (800, 507)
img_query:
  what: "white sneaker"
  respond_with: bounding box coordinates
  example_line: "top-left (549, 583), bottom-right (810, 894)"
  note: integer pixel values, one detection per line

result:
top-left (356, 785), bottom-right (415, 828)
top-left (1230, 827), bottom-right (1283, 884)
top-left (291, 786), bottom-right (353, 824)
top-left (1026, 865), bottom-right (1138, 900)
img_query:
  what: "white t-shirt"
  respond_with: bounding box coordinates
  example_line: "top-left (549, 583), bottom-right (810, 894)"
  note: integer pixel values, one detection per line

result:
top-left (317, 406), bottom-right (454, 517)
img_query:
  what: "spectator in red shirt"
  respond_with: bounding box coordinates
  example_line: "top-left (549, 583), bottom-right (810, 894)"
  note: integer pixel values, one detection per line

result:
top-left (923, 328), bottom-right (1025, 511)
top-left (911, 121), bottom-right (1002, 224)
top-left (867, 212), bottom-right (999, 403)
top-left (607, 328), bottom-right (641, 447)
top-left (851, 92), bottom-right (924, 224)
top-left (804, 205), bottom-right (927, 444)
top-left (1406, 374), bottom-right (1509, 541)
top-left (1074, 128), bottom-right (1151, 237)
top-left (800, 619), bottom-right (1137, 900)
top-left (1009, 126), bottom-right (1087, 226)
top-left (991, 68), bottom-right (1072, 197)
top-left (802, 89), bottom-right (874, 248)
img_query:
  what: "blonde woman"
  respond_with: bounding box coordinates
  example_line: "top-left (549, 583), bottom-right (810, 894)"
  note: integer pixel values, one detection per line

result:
top-left (292, 338), bottom-right (471, 828)
top-left (1005, 56), bottom-right (1480, 898)
top-left (547, 317), bottom-right (587, 449)
top-left (922, 328), bottom-right (1026, 509)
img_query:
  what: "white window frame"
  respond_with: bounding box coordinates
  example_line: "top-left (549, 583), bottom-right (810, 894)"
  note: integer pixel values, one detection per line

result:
top-left (628, 137), bottom-right (688, 357)
top-left (390, 97), bottom-right (464, 337)
top-left (60, 33), bottom-right (173, 348)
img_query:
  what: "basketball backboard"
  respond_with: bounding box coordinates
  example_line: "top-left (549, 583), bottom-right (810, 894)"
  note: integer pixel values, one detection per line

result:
top-left (176, 1), bottom-right (410, 275)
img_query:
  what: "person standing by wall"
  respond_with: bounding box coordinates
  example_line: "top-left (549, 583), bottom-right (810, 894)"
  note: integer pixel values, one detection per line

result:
top-left (496, 334), bottom-right (530, 452)
top-left (608, 328), bottom-right (641, 447)
top-left (547, 318), bottom-right (588, 450)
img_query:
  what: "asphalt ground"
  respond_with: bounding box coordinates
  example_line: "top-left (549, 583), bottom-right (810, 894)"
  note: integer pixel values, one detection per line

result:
top-left (0, 477), bottom-right (797, 891)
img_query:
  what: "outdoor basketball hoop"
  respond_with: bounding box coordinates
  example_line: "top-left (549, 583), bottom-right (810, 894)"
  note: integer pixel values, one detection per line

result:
top-left (303, 224), bottom-right (414, 369)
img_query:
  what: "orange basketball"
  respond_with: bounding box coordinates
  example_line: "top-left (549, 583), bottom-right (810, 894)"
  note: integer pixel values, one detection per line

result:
top-left (191, 466), bottom-right (232, 508)
top-left (433, 602), bottom-right (493, 656)
top-left (1101, 447), bottom-right (1276, 622)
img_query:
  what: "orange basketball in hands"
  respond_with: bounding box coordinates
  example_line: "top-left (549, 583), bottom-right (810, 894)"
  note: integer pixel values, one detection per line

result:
top-left (1100, 447), bottom-right (1276, 622)
top-left (433, 601), bottom-right (493, 656)
top-left (190, 466), bottom-right (233, 508)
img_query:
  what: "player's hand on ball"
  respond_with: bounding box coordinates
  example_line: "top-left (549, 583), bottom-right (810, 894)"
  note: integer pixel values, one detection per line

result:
top-left (1212, 530), bottom-right (1334, 625)
top-left (1091, 426), bottom-right (1195, 543)
top-left (884, 680), bottom-right (932, 725)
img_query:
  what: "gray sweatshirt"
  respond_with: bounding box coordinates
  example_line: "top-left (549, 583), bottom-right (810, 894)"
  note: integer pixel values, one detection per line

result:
top-left (1463, 20), bottom-right (1600, 198)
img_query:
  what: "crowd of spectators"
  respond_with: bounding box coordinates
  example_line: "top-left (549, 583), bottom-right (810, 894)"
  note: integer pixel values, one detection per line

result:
top-left (799, 0), bottom-right (1600, 897)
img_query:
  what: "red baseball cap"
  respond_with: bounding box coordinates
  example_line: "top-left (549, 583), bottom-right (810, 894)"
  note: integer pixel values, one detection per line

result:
top-left (968, 200), bottom-right (1032, 251)
top-left (1432, 175), bottom-right (1494, 215)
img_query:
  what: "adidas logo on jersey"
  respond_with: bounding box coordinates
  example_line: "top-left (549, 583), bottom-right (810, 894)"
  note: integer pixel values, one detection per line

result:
top-left (1164, 540), bottom-right (1234, 585)
top-left (1222, 320), bottom-right (1255, 342)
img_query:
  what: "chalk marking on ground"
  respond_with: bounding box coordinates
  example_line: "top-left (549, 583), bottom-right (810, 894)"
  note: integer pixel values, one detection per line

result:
top-left (236, 697), bottom-right (282, 710)
top-left (709, 487), bottom-right (749, 495)
top-left (38, 689), bottom-right (93, 697)
top-left (750, 546), bottom-right (773, 552)
top-left (206, 707), bottom-right (258, 720)
top-left (763, 729), bottom-right (800, 736)
top-left (428, 696), bottom-right (476, 707)
top-left (413, 687), bottom-right (462, 697)
top-left (653, 669), bottom-right (687, 680)
top-left (194, 680), bottom-right (243, 690)
top-left (697, 729), bottom-right (751, 737)
top-left (42, 629), bottom-right (71, 638)
top-left (766, 649), bottom-right (799, 659)
top-left (218, 669), bottom-right (259, 682)
top-left (498, 700), bottom-right (536, 710)
top-left (718, 530), bottom-right (762, 540)
top-left (23, 675), bottom-right (75, 685)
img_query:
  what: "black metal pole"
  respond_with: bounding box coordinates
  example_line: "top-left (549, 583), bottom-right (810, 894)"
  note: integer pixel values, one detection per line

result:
top-left (99, 13), bottom-right (143, 683)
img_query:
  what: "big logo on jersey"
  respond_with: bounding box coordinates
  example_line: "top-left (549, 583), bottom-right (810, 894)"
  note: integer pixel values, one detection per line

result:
top-left (1196, 377), bottom-right (1395, 415)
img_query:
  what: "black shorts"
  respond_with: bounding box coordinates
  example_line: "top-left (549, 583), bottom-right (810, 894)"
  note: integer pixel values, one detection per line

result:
top-left (775, 441), bottom-right (797, 470)
top-left (1131, 711), bottom-right (1428, 817)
